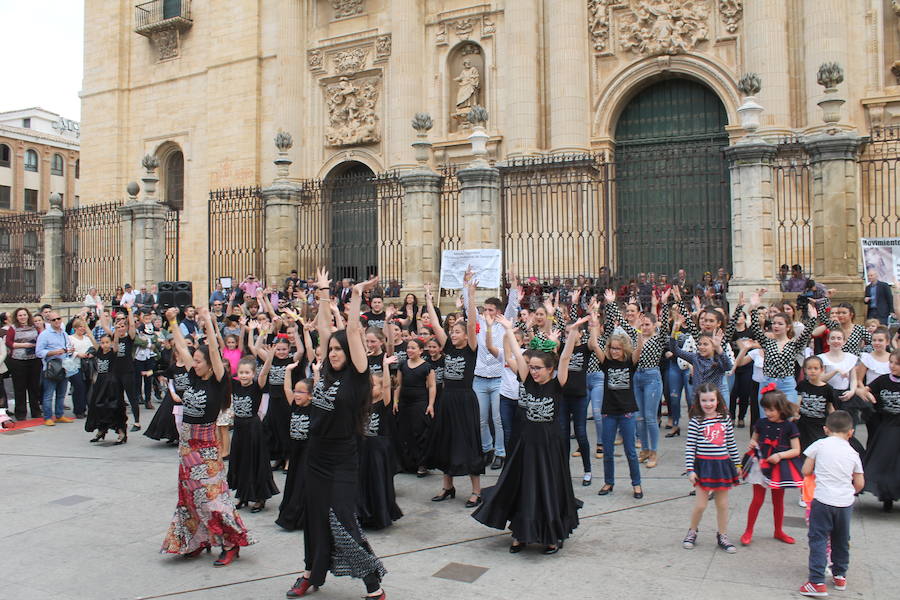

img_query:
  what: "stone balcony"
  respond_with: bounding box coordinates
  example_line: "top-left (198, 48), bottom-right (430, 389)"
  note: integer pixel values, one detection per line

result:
top-left (134, 0), bottom-right (192, 37)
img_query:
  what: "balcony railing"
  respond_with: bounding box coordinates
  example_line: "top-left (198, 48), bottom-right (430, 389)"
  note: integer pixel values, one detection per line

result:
top-left (135, 0), bottom-right (192, 36)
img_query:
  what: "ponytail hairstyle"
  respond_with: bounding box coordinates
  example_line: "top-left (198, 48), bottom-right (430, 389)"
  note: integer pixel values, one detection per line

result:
top-left (759, 384), bottom-right (796, 420)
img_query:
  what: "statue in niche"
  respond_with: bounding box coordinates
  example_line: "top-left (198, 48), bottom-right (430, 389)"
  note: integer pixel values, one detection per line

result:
top-left (455, 59), bottom-right (481, 110)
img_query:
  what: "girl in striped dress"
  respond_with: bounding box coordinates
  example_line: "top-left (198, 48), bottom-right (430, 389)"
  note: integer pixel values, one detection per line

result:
top-left (682, 383), bottom-right (741, 553)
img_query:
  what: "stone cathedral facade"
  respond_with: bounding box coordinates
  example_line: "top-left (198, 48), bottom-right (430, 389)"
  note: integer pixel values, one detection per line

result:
top-left (79, 0), bottom-right (900, 301)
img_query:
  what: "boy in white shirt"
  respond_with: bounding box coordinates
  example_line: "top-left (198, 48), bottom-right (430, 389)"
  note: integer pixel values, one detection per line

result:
top-left (798, 410), bottom-right (865, 597)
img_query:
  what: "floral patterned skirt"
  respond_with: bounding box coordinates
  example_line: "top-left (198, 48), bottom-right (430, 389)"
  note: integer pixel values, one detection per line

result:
top-left (160, 422), bottom-right (256, 554)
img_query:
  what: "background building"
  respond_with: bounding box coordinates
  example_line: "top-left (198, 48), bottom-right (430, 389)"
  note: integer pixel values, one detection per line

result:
top-left (0, 108), bottom-right (80, 213)
top-left (76, 0), bottom-right (900, 302)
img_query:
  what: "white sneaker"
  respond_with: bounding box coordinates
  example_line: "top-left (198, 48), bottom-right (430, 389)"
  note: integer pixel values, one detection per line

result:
top-left (799, 498), bottom-right (808, 508)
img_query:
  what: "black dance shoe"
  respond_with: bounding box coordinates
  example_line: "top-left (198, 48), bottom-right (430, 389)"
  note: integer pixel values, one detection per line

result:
top-left (431, 487), bottom-right (456, 502)
top-left (464, 494), bottom-right (482, 508)
top-left (597, 484), bottom-right (614, 496)
top-left (250, 501), bottom-right (266, 513)
top-left (542, 541), bottom-right (563, 555)
top-left (490, 456), bottom-right (504, 470)
top-left (509, 542), bottom-right (525, 554)
top-left (633, 486), bottom-right (644, 499)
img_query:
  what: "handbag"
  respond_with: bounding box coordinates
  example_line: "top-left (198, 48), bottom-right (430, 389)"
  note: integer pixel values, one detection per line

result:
top-left (81, 355), bottom-right (98, 382)
top-left (44, 358), bottom-right (67, 382)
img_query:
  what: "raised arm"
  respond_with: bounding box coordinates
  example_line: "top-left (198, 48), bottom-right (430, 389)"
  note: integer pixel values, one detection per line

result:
top-left (165, 307), bottom-right (194, 366)
top-left (258, 344), bottom-right (275, 388)
top-left (198, 307), bottom-right (225, 380)
top-left (424, 283), bottom-right (446, 347)
top-left (313, 267), bottom-right (334, 357)
top-left (504, 271), bottom-right (520, 320)
top-left (497, 315), bottom-right (528, 381)
top-left (557, 317), bottom-right (587, 388)
top-left (484, 314), bottom-right (501, 358)
top-left (348, 276), bottom-right (379, 374)
top-left (284, 361), bottom-right (299, 398)
top-left (463, 267), bottom-right (478, 351)
top-left (588, 312), bottom-right (606, 363)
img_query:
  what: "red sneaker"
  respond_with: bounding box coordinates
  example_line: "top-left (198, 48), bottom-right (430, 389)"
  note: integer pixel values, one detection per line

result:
top-left (799, 581), bottom-right (828, 597)
top-left (833, 576), bottom-right (846, 591)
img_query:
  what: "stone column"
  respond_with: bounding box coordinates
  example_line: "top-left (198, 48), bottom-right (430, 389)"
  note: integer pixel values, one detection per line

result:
top-left (723, 141), bottom-right (779, 302)
top-left (276, 0), bottom-right (306, 176)
top-left (130, 201), bottom-right (168, 288)
top-left (457, 163), bottom-right (501, 299)
top-left (261, 133), bottom-right (301, 283)
top-left (399, 168), bottom-right (442, 292)
top-left (546, 0), bottom-right (589, 152)
top-left (40, 193), bottom-right (64, 305)
top-left (805, 132), bottom-right (864, 298)
top-left (502, 0), bottom-right (541, 155)
top-left (743, 0), bottom-right (791, 130)
top-left (802, 0), bottom-right (850, 127)
top-left (387, 0), bottom-right (423, 170)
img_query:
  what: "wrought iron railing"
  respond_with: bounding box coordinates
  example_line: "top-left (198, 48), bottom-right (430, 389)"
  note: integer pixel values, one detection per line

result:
top-left (165, 208), bottom-right (180, 281)
top-left (208, 187), bottom-right (264, 293)
top-left (0, 212), bottom-right (44, 303)
top-left (135, 0), bottom-right (192, 34)
top-left (773, 144), bottom-right (813, 276)
top-left (859, 127), bottom-right (900, 240)
top-left (61, 202), bottom-right (122, 302)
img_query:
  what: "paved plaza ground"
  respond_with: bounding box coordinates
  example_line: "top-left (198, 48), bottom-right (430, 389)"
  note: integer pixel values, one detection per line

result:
top-left (3, 402), bottom-right (897, 600)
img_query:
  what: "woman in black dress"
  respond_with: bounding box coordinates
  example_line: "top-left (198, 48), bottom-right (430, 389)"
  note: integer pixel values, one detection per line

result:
top-left (275, 365), bottom-right (313, 531)
top-left (101, 306), bottom-right (139, 432)
top-left (227, 352), bottom-right (279, 512)
top-left (395, 337), bottom-right (436, 475)
top-left (84, 331), bottom-right (126, 444)
top-left (358, 357), bottom-right (403, 529)
top-left (160, 306), bottom-right (253, 566)
top-left (423, 271), bottom-right (484, 508)
top-left (286, 269), bottom-right (386, 600)
top-left (472, 314), bottom-right (582, 554)
top-left (144, 339), bottom-right (180, 444)
top-left (253, 329), bottom-right (304, 471)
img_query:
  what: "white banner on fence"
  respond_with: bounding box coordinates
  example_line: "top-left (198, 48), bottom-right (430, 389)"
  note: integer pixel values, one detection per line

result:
top-left (439, 249), bottom-right (502, 289)
top-left (861, 238), bottom-right (900, 286)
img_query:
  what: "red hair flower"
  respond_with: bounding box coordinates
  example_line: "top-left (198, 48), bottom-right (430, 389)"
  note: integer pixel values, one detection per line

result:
top-left (760, 382), bottom-right (777, 395)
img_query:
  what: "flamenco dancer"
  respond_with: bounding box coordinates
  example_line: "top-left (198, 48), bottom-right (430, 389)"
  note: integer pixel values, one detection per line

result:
top-left (472, 314), bottom-right (582, 554)
top-left (144, 335), bottom-right (179, 444)
top-left (358, 355), bottom-right (403, 529)
top-left (84, 328), bottom-right (127, 445)
top-left (422, 272), bottom-right (485, 508)
top-left (394, 337), bottom-right (436, 476)
top-left (286, 270), bottom-right (386, 599)
top-left (275, 363), bottom-right (313, 531)
top-left (858, 349), bottom-right (900, 512)
top-left (227, 352), bottom-right (280, 512)
top-left (160, 306), bottom-right (254, 566)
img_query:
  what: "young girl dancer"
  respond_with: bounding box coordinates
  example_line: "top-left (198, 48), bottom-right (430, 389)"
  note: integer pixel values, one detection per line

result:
top-left (274, 365), bottom-right (312, 531)
top-left (472, 314), bottom-right (581, 554)
top-left (286, 270), bottom-right (385, 600)
top-left (740, 386), bottom-right (802, 546)
top-left (682, 383), bottom-right (741, 553)
top-left (422, 273), bottom-right (484, 508)
top-left (858, 349), bottom-right (900, 512)
top-left (227, 352), bottom-right (279, 513)
top-left (856, 327), bottom-right (892, 442)
top-left (818, 329), bottom-right (859, 415)
top-left (816, 297), bottom-right (872, 356)
top-left (145, 337), bottom-right (179, 444)
top-left (253, 329), bottom-right (304, 471)
top-left (395, 337), bottom-right (436, 476)
top-left (84, 332), bottom-right (127, 444)
top-left (358, 357), bottom-right (403, 529)
top-left (160, 306), bottom-right (253, 566)
top-left (796, 356), bottom-right (837, 451)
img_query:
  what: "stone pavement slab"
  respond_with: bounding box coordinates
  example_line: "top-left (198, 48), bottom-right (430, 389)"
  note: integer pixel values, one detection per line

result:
top-left (2, 408), bottom-right (897, 600)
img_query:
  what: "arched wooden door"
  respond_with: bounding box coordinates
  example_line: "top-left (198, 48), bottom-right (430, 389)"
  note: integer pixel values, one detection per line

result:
top-left (614, 78), bottom-right (731, 280)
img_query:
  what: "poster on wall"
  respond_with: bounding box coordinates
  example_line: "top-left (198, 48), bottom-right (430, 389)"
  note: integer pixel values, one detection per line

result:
top-left (439, 249), bottom-right (502, 289)
top-left (861, 238), bottom-right (900, 285)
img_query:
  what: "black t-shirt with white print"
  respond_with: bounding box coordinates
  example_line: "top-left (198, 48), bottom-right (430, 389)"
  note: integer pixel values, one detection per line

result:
top-left (602, 358), bottom-right (638, 415)
top-left (519, 374), bottom-right (562, 424)
top-left (231, 380), bottom-right (263, 419)
top-left (796, 380), bottom-right (837, 420)
top-left (182, 370), bottom-right (229, 425)
top-left (362, 311), bottom-right (386, 330)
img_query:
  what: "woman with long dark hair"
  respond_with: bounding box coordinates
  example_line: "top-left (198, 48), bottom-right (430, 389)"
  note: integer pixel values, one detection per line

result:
top-left (286, 269), bottom-right (386, 599)
top-left (5, 307), bottom-right (42, 420)
top-left (160, 306), bottom-right (253, 566)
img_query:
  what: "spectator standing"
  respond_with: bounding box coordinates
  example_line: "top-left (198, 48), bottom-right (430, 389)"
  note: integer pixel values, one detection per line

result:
top-left (209, 280), bottom-right (227, 306)
top-left (83, 286), bottom-right (102, 308)
top-left (179, 306), bottom-right (200, 339)
top-left (782, 265), bottom-right (808, 293)
top-left (134, 285), bottom-right (155, 311)
top-left (240, 275), bottom-right (262, 299)
top-left (68, 318), bottom-right (98, 419)
top-left (5, 307), bottom-right (42, 420)
top-left (35, 311), bottom-right (74, 426)
top-left (864, 268), bottom-right (895, 325)
top-left (121, 284), bottom-right (137, 306)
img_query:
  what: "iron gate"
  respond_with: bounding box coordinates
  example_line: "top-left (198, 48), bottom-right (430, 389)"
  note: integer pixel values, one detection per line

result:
top-left (0, 212), bottom-right (44, 303)
top-left (614, 78), bottom-right (732, 280)
top-left (62, 202), bottom-right (123, 302)
top-left (208, 186), bottom-right (265, 292)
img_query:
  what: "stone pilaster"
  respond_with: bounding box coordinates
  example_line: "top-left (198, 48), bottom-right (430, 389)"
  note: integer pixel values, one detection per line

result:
top-left (743, 0), bottom-right (791, 130)
top-left (502, 0), bottom-right (540, 155)
top-left (546, 0), bottom-right (589, 152)
top-left (260, 180), bottom-right (301, 285)
top-left (457, 164), bottom-right (501, 298)
top-left (399, 168), bottom-right (442, 292)
top-left (723, 141), bottom-right (779, 303)
top-left (40, 194), bottom-right (64, 305)
top-left (805, 132), bottom-right (864, 299)
top-left (130, 201), bottom-right (168, 288)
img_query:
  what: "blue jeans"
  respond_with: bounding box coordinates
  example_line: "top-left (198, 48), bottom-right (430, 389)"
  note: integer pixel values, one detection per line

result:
top-left (41, 373), bottom-right (69, 420)
top-left (666, 363), bottom-right (690, 427)
top-left (600, 413), bottom-right (641, 486)
top-left (759, 375), bottom-right (798, 408)
top-left (69, 371), bottom-right (88, 416)
top-left (499, 394), bottom-right (519, 452)
top-left (634, 369), bottom-right (663, 451)
top-left (808, 500), bottom-right (851, 584)
top-left (559, 394), bottom-right (591, 473)
top-left (474, 376), bottom-right (504, 457)
top-left (587, 371), bottom-right (605, 445)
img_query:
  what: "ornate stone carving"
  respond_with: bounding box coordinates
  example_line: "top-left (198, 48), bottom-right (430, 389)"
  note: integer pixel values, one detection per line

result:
top-left (436, 15), bottom-right (496, 45)
top-left (619, 0), bottom-right (710, 56)
top-left (152, 29), bottom-right (179, 60)
top-left (323, 74), bottom-right (381, 147)
top-left (375, 35), bottom-right (391, 60)
top-left (308, 50), bottom-right (323, 71)
top-left (719, 0), bottom-right (742, 33)
top-left (737, 72), bottom-right (761, 96)
top-left (817, 62), bottom-right (844, 90)
top-left (482, 17), bottom-right (495, 37)
top-left (332, 0), bottom-right (364, 19)
top-left (334, 47), bottom-right (368, 74)
top-left (588, 0), bottom-right (615, 53)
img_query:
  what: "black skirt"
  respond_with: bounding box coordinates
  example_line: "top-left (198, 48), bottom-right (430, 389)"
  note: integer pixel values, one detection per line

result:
top-left (144, 392), bottom-right (179, 442)
top-left (424, 388), bottom-right (484, 476)
top-left (84, 374), bottom-right (126, 433)
top-left (797, 416), bottom-right (827, 452)
top-left (276, 438), bottom-right (308, 531)
top-left (358, 435), bottom-right (403, 530)
top-left (397, 395), bottom-right (431, 472)
top-left (471, 418), bottom-right (580, 546)
top-left (264, 393), bottom-right (293, 463)
top-left (864, 416), bottom-right (900, 502)
top-left (227, 416), bottom-right (280, 503)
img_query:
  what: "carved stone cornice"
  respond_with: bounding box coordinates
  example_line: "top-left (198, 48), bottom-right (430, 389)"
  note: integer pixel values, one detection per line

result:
top-left (432, 4), bottom-right (498, 45)
top-left (307, 30), bottom-right (391, 76)
top-left (619, 0), bottom-right (711, 56)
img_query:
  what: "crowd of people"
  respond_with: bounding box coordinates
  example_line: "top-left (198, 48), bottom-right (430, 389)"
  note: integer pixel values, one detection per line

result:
top-left (1, 262), bottom-right (898, 599)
